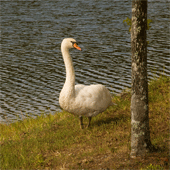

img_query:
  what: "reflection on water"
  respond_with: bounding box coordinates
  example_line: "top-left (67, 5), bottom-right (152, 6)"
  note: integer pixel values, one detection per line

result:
top-left (1, 1), bottom-right (169, 123)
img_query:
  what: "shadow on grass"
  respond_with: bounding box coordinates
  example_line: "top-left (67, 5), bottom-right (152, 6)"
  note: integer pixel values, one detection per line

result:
top-left (93, 114), bottom-right (130, 127)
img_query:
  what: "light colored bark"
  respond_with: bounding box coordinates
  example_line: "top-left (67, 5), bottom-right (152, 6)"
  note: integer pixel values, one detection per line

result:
top-left (131, 0), bottom-right (153, 158)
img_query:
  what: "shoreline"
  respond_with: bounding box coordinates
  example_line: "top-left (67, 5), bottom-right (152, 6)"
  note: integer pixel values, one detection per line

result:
top-left (0, 75), bottom-right (169, 169)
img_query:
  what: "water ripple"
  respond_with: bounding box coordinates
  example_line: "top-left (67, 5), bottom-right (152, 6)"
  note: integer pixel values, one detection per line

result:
top-left (1, 0), bottom-right (169, 123)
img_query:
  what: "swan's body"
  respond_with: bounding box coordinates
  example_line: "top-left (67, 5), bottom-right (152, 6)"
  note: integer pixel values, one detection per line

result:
top-left (59, 38), bottom-right (112, 128)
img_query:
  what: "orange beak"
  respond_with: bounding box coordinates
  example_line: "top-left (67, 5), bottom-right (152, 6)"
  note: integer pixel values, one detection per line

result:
top-left (73, 43), bottom-right (81, 51)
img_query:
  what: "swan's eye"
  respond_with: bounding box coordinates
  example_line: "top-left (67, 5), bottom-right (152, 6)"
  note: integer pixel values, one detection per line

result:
top-left (71, 41), bottom-right (77, 46)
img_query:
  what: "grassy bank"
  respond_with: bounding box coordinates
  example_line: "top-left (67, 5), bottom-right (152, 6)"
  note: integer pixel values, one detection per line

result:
top-left (0, 76), bottom-right (169, 169)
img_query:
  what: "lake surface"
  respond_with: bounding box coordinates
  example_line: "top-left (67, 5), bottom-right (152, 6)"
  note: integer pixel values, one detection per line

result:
top-left (1, 0), bottom-right (169, 123)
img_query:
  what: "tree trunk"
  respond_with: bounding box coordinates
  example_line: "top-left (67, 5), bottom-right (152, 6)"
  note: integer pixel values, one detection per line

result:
top-left (131, 0), bottom-right (153, 158)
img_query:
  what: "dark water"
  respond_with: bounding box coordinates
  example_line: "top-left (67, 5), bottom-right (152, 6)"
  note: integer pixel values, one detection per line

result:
top-left (1, 0), bottom-right (169, 123)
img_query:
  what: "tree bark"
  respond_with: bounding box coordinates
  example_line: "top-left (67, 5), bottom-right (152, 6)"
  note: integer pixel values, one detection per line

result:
top-left (131, 0), bottom-right (153, 158)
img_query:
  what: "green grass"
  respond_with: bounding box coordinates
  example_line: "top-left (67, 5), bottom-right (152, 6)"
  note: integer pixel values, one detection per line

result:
top-left (0, 75), bottom-right (169, 169)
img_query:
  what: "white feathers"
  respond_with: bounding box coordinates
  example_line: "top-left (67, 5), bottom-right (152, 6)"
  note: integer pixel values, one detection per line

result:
top-left (59, 38), bottom-right (112, 118)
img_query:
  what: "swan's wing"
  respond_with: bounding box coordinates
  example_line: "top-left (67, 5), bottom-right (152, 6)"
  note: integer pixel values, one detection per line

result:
top-left (75, 84), bottom-right (86, 96)
top-left (74, 84), bottom-right (112, 116)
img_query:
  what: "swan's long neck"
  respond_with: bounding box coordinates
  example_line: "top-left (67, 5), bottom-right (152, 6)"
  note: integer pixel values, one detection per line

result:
top-left (61, 46), bottom-right (75, 95)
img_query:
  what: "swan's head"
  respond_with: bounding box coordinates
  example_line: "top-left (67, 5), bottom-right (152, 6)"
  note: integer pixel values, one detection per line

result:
top-left (61, 38), bottom-right (81, 51)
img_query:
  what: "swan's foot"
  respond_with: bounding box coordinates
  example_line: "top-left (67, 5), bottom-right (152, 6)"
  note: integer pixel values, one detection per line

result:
top-left (87, 117), bottom-right (92, 128)
top-left (79, 116), bottom-right (84, 129)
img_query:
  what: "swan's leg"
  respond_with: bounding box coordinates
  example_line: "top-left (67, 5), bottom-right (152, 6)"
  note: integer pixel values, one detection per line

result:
top-left (87, 117), bottom-right (92, 128)
top-left (79, 116), bottom-right (84, 129)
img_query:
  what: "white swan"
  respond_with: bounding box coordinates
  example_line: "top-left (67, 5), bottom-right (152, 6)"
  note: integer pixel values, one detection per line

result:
top-left (59, 38), bottom-right (113, 128)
